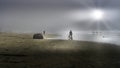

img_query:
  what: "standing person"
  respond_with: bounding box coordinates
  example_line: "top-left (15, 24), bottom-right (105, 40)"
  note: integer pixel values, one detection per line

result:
top-left (68, 30), bottom-right (73, 40)
top-left (43, 30), bottom-right (46, 39)
top-left (43, 30), bottom-right (45, 35)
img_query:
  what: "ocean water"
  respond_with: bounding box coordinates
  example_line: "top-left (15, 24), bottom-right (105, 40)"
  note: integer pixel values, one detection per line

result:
top-left (50, 31), bottom-right (120, 45)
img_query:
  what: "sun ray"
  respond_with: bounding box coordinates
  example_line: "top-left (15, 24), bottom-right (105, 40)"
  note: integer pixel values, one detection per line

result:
top-left (82, 20), bottom-right (98, 31)
top-left (104, 19), bottom-right (120, 31)
top-left (100, 20), bottom-right (113, 31)
top-left (103, 19), bottom-right (119, 31)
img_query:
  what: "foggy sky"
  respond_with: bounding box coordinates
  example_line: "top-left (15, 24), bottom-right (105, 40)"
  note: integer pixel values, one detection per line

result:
top-left (1, 0), bottom-right (120, 33)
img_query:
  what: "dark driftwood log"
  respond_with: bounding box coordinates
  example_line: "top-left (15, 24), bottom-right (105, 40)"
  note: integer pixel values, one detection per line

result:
top-left (33, 33), bottom-right (43, 39)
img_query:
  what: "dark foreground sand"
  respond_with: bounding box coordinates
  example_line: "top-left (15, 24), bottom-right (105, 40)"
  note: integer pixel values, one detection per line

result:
top-left (0, 33), bottom-right (120, 68)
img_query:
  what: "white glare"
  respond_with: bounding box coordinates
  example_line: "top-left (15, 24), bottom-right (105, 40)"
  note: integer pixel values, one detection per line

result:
top-left (91, 10), bottom-right (104, 20)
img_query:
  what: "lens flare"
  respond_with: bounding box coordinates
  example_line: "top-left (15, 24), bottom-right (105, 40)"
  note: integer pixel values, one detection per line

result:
top-left (91, 9), bottom-right (104, 20)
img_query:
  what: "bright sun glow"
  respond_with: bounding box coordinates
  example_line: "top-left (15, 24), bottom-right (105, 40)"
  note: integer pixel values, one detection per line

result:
top-left (91, 9), bottom-right (104, 20)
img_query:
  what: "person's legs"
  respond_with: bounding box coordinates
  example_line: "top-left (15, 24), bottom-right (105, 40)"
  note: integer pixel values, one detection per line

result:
top-left (71, 35), bottom-right (73, 40)
top-left (68, 35), bottom-right (70, 40)
top-left (69, 35), bottom-right (73, 40)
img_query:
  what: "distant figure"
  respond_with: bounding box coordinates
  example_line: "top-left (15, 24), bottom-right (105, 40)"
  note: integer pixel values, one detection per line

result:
top-left (102, 36), bottom-right (105, 38)
top-left (43, 30), bottom-right (46, 39)
top-left (68, 30), bottom-right (73, 40)
top-left (43, 30), bottom-right (46, 35)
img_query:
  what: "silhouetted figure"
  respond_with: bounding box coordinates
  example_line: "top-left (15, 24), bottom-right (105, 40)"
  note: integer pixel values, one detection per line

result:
top-left (68, 30), bottom-right (73, 40)
top-left (43, 30), bottom-right (46, 39)
top-left (102, 36), bottom-right (105, 38)
top-left (33, 33), bottom-right (43, 39)
top-left (43, 30), bottom-right (46, 35)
